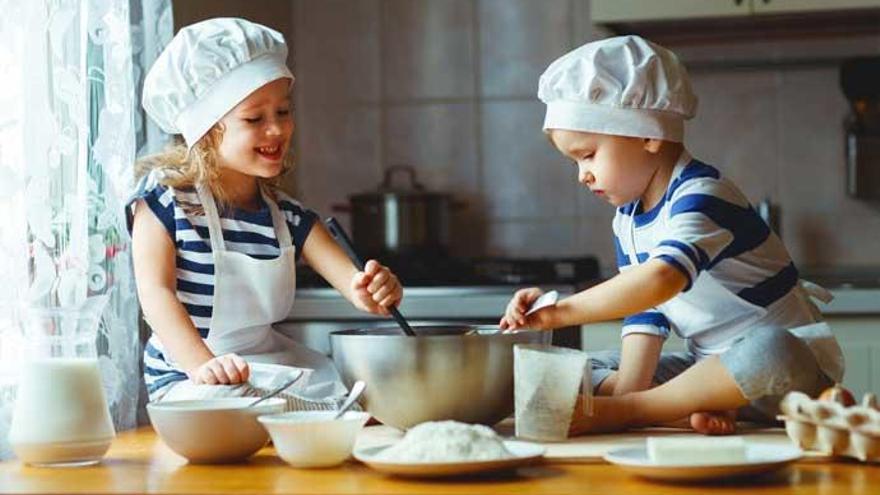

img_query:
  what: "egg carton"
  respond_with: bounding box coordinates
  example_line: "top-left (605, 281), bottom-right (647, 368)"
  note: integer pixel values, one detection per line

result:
top-left (777, 391), bottom-right (880, 463)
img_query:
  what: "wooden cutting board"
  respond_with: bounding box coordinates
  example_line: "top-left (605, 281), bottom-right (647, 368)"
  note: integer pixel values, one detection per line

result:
top-left (354, 420), bottom-right (802, 464)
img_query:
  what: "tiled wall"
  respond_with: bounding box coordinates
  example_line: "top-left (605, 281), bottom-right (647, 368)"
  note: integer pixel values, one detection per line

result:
top-left (289, 0), bottom-right (609, 264)
top-left (174, 1), bottom-right (292, 61)
top-left (679, 34), bottom-right (880, 273)
top-left (179, 1), bottom-right (880, 274)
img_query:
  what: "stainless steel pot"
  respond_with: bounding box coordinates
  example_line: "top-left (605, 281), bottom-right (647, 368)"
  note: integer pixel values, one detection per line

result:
top-left (335, 165), bottom-right (462, 255)
top-left (330, 325), bottom-right (550, 429)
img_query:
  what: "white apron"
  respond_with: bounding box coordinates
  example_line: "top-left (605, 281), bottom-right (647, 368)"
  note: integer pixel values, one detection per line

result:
top-left (160, 185), bottom-right (346, 402)
top-left (624, 202), bottom-right (844, 383)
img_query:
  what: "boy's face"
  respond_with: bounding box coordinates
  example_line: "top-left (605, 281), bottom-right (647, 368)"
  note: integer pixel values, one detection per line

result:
top-left (548, 129), bottom-right (659, 207)
top-left (215, 77), bottom-right (294, 179)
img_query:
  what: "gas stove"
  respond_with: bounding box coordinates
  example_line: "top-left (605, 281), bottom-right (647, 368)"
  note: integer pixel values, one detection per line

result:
top-left (282, 256), bottom-right (600, 355)
top-left (296, 255), bottom-right (600, 289)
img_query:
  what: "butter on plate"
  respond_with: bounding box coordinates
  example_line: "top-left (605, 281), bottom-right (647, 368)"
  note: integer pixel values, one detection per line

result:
top-left (646, 436), bottom-right (747, 465)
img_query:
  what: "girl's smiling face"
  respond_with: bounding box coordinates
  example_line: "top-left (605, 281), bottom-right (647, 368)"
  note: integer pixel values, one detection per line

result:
top-left (548, 129), bottom-right (663, 208)
top-left (215, 78), bottom-right (294, 180)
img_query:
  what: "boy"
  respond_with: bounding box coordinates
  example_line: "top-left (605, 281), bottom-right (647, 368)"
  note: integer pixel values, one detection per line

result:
top-left (500, 36), bottom-right (843, 435)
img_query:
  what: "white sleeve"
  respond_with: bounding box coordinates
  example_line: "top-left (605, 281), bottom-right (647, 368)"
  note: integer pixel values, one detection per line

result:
top-left (621, 310), bottom-right (671, 340)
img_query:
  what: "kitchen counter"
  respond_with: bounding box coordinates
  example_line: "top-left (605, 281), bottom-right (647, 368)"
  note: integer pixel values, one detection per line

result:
top-left (289, 285), bottom-right (576, 320)
top-left (815, 287), bottom-right (880, 315)
top-left (1, 427), bottom-right (877, 494)
top-left (291, 285), bottom-right (879, 318)
top-left (280, 285), bottom-right (583, 352)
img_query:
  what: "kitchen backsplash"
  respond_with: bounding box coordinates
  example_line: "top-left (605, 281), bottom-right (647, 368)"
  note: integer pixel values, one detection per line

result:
top-left (174, 0), bottom-right (880, 275)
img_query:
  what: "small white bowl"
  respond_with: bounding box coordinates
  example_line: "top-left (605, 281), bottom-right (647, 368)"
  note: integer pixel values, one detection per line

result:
top-left (258, 410), bottom-right (370, 468)
top-left (147, 397), bottom-right (285, 464)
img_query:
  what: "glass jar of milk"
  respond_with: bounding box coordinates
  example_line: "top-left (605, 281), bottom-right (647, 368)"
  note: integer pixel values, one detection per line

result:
top-left (8, 296), bottom-right (115, 466)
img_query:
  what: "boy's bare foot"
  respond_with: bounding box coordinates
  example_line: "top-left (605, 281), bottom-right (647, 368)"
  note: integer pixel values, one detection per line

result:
top-left (689, 410), bottom-right (737, 435)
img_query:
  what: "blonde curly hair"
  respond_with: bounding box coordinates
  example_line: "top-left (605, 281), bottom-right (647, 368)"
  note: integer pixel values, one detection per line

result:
top-left (135, 124), bottom-right (292, 211)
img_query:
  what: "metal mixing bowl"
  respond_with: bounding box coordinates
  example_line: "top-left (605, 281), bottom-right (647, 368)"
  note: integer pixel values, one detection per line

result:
top-left (330, 325), bottom-right (550, 429)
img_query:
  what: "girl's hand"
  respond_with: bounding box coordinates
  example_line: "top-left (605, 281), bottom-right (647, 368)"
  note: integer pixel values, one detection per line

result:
top-left (351, 260), bottom-right (403, 315)
top-left (499, 287), bottom-right (556, 331)
top-left (190, 353), bottom-right (250, 385)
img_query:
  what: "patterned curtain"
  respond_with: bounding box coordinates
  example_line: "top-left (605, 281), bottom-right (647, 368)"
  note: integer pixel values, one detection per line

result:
top-left (0, 0), bottom-right (172, 459)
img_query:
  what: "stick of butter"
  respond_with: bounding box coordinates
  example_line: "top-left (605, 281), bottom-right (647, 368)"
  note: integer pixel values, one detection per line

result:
top-left (646, 436), bottom-right (747, 464)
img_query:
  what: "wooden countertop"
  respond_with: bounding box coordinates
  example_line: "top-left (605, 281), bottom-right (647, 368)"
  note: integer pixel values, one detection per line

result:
top-left (1, 426), bottom-right (878, 494)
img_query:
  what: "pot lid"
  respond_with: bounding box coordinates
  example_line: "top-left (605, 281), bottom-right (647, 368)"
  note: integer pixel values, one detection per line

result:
top-left (351, 164), bottom-right (451, 199)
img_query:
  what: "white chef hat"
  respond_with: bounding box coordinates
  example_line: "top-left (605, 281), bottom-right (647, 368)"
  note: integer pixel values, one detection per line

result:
top-left (538, 35), bottom-right (697, 143)
top-left (142, 17), bottom-right (294, 149)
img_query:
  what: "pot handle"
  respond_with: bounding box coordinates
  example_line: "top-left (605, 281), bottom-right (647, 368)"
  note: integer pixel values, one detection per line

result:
top-left (382, 165), bottom-right (424, 191)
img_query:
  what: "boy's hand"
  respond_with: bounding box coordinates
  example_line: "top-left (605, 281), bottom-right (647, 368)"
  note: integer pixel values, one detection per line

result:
top-left (351, 260), bottom-right (403, 315)
top-left (499, 287), bottom-right (556, 331)
top-left (190, 353), bottom-right (250, 385)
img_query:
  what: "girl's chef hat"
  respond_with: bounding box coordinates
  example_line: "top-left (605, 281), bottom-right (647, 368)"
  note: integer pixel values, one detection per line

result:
top-left (538, 35), bottom-right (697, 143)
top-left (142, 17), bottom-right (294, 149)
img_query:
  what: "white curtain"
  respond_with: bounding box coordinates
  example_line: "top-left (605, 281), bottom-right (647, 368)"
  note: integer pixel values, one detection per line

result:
top-left (0, 0), bottom-right (172, 459)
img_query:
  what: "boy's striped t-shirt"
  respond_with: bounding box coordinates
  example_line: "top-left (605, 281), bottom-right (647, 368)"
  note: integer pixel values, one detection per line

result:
top-left (612, 151), bottom-right (806, 354)
top-left (126, 174), bottom-right (318, 396)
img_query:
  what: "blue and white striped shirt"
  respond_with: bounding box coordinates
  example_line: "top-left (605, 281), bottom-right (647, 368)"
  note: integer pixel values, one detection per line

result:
top-left (126, 174), bottom-right (318, 395)
top-left (613, 151), bottom-right (812, 356)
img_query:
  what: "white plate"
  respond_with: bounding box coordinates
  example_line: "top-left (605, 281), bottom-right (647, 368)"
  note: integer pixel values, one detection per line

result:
top-left (354, 441), bottom-right (545, 478)
top-left (603, 443), bottom-right (802, 482)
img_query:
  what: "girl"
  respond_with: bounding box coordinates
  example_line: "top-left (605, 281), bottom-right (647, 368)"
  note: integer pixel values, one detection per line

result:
top-left (129, 18), bottom-right (402, 408)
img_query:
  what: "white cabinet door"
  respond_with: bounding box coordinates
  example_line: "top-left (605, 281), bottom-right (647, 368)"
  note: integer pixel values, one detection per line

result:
top-left (825, 316), bottom-right (880, 398)
top-left (581, 321), bottom-right (687, 354)
top-left (591, 0), bottom-right (751, 23)
top-left (752, 0), bottom-right (880, 14)
top-left (592, 0), bottom-right (880, 23)
top-left (839, 343), bottom-right (873, 398)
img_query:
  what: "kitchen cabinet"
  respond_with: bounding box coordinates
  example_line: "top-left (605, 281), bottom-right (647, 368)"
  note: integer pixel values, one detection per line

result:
top-left (591, 0), bottom-right (750, 23)
top-left (581, 321), bottom-right (688, 355)
top-left (581, 315), bottom-right (880, 398)
top-left (591, 0), bottom-right (880, 24)
top-left (753, 0), bottom-right (880, 15)
top-left (823, 315), bottom-right (880, 398)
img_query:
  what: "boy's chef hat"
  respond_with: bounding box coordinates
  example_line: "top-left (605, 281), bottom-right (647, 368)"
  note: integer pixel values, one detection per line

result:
top-left (142, 17), bottom-right (294, 149)
top-left (538, 35), bottom-right (697, 143)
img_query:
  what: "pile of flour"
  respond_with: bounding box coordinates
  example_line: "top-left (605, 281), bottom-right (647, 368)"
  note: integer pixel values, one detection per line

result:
top-left (376, 421), bottom-right (513, 462)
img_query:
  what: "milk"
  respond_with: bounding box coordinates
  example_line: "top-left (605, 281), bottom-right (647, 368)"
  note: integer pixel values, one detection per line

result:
top-left (9, 357), bottom-right (115, 466)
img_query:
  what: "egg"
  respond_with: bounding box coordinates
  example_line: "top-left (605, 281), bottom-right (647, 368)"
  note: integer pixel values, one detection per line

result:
top-left (818, 384), bottom-right (856, 407)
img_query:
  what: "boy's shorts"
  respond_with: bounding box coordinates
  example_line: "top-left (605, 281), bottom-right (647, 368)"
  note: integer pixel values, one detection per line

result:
top-left (590, 329), bottom-right (834, 422)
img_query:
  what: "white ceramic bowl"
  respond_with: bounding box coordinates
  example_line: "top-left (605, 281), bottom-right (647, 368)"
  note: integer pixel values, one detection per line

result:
top-left (258, 410), bottom-right (370, 468)
top-left (147, 398), bottom-right (285, 463)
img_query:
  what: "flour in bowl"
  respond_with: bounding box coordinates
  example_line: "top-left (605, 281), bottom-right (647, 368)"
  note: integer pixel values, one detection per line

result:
top-left (376, 421), bottom-right (513, 463)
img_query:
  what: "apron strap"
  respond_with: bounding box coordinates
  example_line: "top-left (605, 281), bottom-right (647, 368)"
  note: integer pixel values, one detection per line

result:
top-left (627, 199), bottom-right (641, 265)
top-left (196, 184), bottom-right (227, 253)
top-left (800, 279), bottom-right (834, 304)
top-left (197, 183), bottom-right (294, 251)
top-left (262, 185), bottom-right (293, 249)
